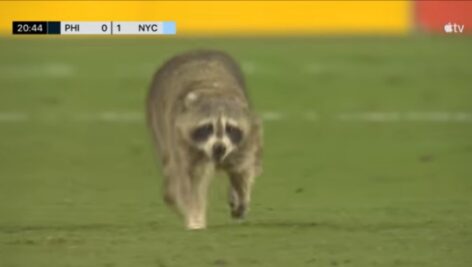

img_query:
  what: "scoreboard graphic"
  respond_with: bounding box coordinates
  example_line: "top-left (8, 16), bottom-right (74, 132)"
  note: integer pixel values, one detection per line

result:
top-left (12, 21), bottom-right (176, 35)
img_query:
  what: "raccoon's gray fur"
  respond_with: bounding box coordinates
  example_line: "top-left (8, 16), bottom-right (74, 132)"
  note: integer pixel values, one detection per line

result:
top-left (147, 50), bottom-right (262, 229)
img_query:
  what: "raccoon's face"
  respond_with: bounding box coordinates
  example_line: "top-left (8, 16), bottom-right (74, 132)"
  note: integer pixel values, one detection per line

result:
top-left (177, 92), bottom-right (251, 162)
top-left (190, 116), bottom-right (245, 162)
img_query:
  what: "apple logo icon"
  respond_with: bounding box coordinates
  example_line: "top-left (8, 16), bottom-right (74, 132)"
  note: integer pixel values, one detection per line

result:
top-left (444, 22), bottom-right (453, 33)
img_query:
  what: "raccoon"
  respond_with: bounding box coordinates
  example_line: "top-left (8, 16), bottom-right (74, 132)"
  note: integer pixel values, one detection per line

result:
top-left (147, 50), bottom-right (262, 230)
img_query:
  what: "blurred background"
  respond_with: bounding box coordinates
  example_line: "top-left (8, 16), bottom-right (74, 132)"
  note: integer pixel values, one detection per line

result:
top-left (0, 1), bottom-right (471, 267)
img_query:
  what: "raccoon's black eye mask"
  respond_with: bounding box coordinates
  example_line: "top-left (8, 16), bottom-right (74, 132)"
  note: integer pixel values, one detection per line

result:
top-left (225, 124), bottom-right (243, 144)
top-left (192, 123), bottom-right (214, 142)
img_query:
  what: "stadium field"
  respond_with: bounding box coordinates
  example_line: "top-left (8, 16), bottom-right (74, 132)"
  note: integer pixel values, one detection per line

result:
top-left (0, 37), bottom-right (471, 267)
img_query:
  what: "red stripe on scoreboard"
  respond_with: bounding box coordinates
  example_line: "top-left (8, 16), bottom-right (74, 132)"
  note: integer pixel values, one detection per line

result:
top-left (415, 1), bottom-right (472, 34)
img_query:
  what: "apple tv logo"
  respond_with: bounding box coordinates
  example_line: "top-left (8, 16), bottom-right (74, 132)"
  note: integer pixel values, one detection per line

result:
top-left (444, 22), bottom-right (464, 34)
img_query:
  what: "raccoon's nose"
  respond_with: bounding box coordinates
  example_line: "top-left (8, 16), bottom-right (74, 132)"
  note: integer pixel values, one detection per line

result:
top-left (212, 143), bottom-right (226, 160)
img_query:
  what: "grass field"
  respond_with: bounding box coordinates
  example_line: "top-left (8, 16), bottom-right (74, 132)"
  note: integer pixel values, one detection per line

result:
top-left (1, 36), bottom-right (471, 267)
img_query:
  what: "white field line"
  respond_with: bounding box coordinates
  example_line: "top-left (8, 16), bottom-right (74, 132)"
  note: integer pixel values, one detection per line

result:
top-left (0, 111), bottom-right (472, 123)
top-left (0, 63), bottom-right (75, 78)
top-left (0, 61), bottom-right (335, 79)
top-left (0, 112), bottom-right (30, 122)
top-left (303, 111), bottom-right (319, 121)
top-left (337, 112), bottom-right (472, 122)
top-left (241, 61), bottom-right (256, 75)
top-left (302, 63), bottom-right (327, 74)
top-left (75, 112), bottom-right (143, 123)
top-left (260, 111), bottom-right (286, 121)
top-left (240, 60), bottom-right (280, 76)
top-left (114, 63), bottom-right (157, 78)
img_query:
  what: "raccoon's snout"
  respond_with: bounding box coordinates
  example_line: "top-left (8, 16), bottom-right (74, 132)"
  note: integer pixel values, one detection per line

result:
top-left (212, 143), bottom-right (226, 160)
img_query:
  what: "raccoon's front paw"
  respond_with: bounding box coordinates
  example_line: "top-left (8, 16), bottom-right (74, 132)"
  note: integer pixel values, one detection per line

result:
top-left (230, 204), bottom-right (247, 220)
top-left (186, 216), bottom-right (206, 230)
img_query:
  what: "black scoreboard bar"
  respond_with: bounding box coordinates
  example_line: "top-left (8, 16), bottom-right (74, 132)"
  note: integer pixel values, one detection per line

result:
top-left (12, 21), bottom-right (176, 35)
top-left (12, 21), bottom-right (61, 35)
top-left (48, 22), bottom-right (61, 34)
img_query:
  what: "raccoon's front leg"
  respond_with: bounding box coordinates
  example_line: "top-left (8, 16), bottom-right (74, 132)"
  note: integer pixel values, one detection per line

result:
top-left (228, 170), bottom-right (255, 219)
top-left (185, 162), bottom-right (214, 230)
top-left (162, 158), bottom-right (194, 224)
top-left (164, 171), bottom-right (206, 230)
top-left (162, 171), bottom-right (192, 219)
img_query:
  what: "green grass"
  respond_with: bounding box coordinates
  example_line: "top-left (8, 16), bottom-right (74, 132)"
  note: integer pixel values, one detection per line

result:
top-left (1, 36), bottom-right (471, 267)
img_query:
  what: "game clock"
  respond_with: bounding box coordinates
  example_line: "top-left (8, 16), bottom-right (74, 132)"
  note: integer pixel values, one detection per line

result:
top-left (13, 21), bottom-right (47, 34)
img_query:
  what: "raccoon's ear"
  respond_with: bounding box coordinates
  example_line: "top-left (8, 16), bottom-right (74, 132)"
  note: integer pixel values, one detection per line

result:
top-left (230, 95), bottom-right (249, 109)
top-left (183, 91), bottom-right (199, 109)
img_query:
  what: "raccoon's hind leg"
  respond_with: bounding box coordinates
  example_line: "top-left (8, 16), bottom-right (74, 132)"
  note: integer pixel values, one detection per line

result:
top-left (228, 170), bottom-right (255, 219)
